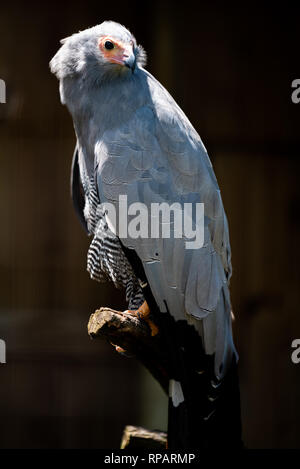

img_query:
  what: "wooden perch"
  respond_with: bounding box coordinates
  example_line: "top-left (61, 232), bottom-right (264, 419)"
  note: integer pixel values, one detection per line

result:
top-left (121, 426), bottom-right (167, 449)
top-left (88, 307), bottom-right (243, 450)
top-left (88, 307), bottom-right (170, 394)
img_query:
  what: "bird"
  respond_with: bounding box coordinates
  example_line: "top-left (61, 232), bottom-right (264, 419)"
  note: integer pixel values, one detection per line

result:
top-left (50, 21), bottom-right (242, 448)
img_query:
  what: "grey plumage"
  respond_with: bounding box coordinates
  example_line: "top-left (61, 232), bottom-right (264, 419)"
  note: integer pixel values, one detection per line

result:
top-left (50, 21), bottom-right (237, 380)
top-left (84, 172), bottom-right (144, 310)
top-left (71, 144), bottom-right (145, 310)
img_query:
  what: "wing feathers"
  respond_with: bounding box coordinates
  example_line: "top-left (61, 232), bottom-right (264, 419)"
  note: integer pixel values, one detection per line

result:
top-left (94, 71), bottom-right (236, 377)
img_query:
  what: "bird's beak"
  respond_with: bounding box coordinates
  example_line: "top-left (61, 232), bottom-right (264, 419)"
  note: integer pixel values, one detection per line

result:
top-left (123, 46), bottom-right (136, 71)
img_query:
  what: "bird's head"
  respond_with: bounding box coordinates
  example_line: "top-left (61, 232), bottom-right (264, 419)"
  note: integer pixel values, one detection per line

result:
top-left (50, 21), bottom-right (146, 87)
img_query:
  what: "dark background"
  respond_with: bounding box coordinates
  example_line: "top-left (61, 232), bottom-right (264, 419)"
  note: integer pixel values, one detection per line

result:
top-left (0, 0), bottom-right (299, 448)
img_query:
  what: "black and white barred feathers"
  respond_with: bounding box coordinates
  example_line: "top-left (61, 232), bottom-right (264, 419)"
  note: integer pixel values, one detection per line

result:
top-left (82, 170), bottom-right (144, 311)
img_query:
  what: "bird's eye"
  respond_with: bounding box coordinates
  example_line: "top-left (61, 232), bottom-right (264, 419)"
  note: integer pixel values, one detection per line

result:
top-left (104, 41), bottom-right (114, 50)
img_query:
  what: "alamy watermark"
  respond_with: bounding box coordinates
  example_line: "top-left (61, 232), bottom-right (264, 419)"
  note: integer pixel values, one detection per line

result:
top-left (100, 195), bottom-right (205, 249)
top-left (0, 339), bottom-right (6, 364)
top-left (291, 79), bottom-right (300, 104)
top-left (0, 78), bottom-right (6, 104)
top-left (291, 339), bottom-right (300, 364)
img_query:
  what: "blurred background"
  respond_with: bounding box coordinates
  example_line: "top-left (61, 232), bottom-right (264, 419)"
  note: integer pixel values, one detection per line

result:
top-left (0, 0), bottom-right (299, 448)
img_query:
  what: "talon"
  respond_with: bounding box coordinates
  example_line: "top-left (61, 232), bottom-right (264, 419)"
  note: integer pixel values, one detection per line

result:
top-left (110, 342), bottom-right (123, 352)
top-left (111, 343), bottom-right (134, 357)
top-left (126, 300), bottom-right (159, 337)
top-left (146, 319), bottom-right (159, 337)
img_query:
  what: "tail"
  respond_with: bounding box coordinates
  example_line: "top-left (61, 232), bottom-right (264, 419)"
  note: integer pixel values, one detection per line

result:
top-left (167, 346), bottom-right (243, 448)
top-left (164, 311), bottom-right (243, 449)
top-left (154, 304), bottom-right (242, 449)
top-left (119, 245), bottom-right (243, 449)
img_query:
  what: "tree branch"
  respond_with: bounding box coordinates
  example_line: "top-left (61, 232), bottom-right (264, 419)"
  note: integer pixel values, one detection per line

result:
top-left (120, 425), bottom-right (167, 449)
top-left (88, 307), bottom-right (170, 394)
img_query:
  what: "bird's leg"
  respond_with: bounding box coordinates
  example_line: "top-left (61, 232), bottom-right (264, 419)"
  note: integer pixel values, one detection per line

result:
top-left (111, 300), bottom-right (159, 355)
top-left (127, 300), bottom-right (159, 337)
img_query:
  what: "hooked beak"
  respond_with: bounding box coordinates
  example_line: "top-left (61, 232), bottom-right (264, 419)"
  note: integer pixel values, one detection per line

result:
top-left (123, 52), bottom-right (136, 72)
top-left (122, 43), bottom-right (136, 71)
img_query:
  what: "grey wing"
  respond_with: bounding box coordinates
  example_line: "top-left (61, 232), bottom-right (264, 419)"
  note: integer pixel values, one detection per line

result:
top-left (95, 99), bottom-right (237, 378)
top-left (70, 143), bottom-right (88, 233)
top-left (71, 142), bottom-right (144, 309)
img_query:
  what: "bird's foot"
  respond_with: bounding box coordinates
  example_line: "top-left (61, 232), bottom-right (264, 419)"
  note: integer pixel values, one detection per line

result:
top-left (125, 300), bottom-right (159, 337)
top-left (111, 343), bottom-right (134, 357)
top-left (111, 300), bottom-right (158, 356)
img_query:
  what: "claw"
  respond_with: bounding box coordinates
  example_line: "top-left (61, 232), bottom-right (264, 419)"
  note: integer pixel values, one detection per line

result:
top-left (111, 343), bottom-right (134, 357)
top-left (109, 300), bottom-right (159, 357)
top-left (125, 300), bottom-right (159, 337)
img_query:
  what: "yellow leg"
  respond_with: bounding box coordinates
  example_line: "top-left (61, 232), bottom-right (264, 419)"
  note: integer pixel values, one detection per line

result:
top-left (112, 300), bottom-right (159, 354)
top-left (128, 300), bottom-right (159, 337)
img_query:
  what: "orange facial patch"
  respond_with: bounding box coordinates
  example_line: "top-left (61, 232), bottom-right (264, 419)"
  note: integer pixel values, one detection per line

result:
top-left (99, 36), bottom-right (133, 67)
